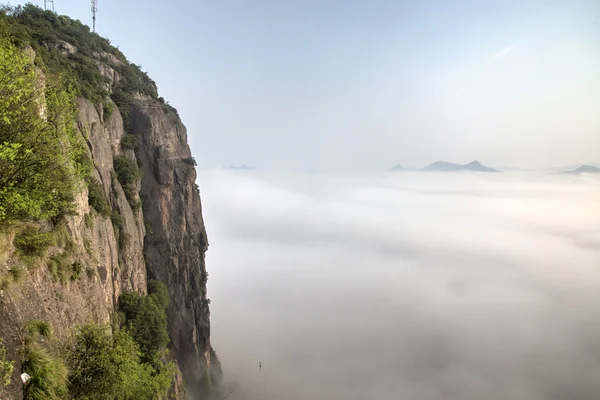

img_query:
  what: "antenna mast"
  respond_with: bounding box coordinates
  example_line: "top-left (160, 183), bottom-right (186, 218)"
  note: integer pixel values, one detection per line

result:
top-left (91, 0), bottom-right (98, 32)
top-left (44, 0), bottom-right (55, 12)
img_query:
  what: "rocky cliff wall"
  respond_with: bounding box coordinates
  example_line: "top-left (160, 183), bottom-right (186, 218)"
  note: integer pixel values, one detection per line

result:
top-left (0, 46), bottom-right (219, 399)
top-left (133, 96), bottom-right (222, 394)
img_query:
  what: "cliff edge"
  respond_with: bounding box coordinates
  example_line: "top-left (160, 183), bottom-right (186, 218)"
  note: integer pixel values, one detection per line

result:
top-left (0, 5), bottom-right (220, 399)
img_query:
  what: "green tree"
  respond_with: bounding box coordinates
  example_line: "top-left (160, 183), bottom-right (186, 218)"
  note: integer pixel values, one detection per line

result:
top-left (0, 31), bottom-right (90, 222)
top-left (67, 324), bottom-right (172, 400)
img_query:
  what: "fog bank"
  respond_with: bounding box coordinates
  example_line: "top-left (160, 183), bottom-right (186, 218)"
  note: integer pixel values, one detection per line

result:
top-left (199, 170), bottom-right (600, 400)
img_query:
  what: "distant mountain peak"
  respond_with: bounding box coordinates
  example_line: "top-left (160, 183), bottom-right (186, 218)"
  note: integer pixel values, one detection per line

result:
top-left (564, 165), bottom-right (600, 175)
top-left (227, 165), bottom-right (254, 170)
top-left (424, 160), bottom-right (499, 173)
top-left (390, 164), bottom-right (404, 171)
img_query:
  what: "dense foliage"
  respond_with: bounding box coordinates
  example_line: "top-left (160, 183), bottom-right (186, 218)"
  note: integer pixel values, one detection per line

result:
top-left (21, 302), bottom-right (174, 399)
top-left (118, 281), bottom-right (170, 366)
top-left (87, 178), bottom-right (111, 217)
top-left (0, 5), bottom-right (157, 103)
top-left (67, 324), bottom-right (173, 400)
top-left (14, 227), bottom-right (54, 257)
top-left (0, 30), bottom-right (91, 223)
top-left (113, 155), bottom-right (141, 210)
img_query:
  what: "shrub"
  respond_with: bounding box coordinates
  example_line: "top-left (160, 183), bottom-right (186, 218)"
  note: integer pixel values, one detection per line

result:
top-left (14, 228), bottom-right (54, 257)
top-left (182, 157), bottom-right (197, 166)
top-left (8, 265), bottom-right (24, 283)
top-left (83, 213), bottom-right (94, 229)
top-left (113, 156), bottom-right (140, 186)
top-left (26, 320), bottom-right (52, 338)
top-left (118, 285), bottom-right (169, 365)
top-left (48, 254), bottom-right (70, 283)
top-left (0, 338), bottom-right (13, 387)
top-left (66, 324), bottom-right (173, 400)
top-left (70, 261), bottom-right (82, 280)
top-left (113, 156), bottom-right (141, 210)
top-left (148, 280), bottom-right (169, 310)
top-left (87, 179), bottom-right (111, 217)
top-left (22, 343), bottom-right (68, 400)
top-left (110, 212), bottom-right (123, 230)
top-left (120, 134), bottom-right (138, 150)
top-left (102, 101), bottom-right (114, 118)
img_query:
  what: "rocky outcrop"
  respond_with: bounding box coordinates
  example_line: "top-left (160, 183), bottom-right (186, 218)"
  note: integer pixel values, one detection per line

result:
top-left (133, 97), bottom-right (221, 394)
top-left (0, 98), bottom-right (148, 399)
top-left (0, 22), bottom-right (219, 399)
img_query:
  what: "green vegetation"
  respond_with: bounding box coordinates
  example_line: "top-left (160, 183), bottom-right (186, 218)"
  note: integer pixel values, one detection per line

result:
top-left (70, 261), bottom-right (82, 280)
top-left (84, 213), bottom-right (94, 229)
top-left (87, 178), bottom-right (111, 217)
top-left (0, 338), bottom-right (14, 387)
top-left (118, 281), bottom-right (170, 366)
top-left (22, 320), bottom-right (68, 400)
top-left (14, 227), bottom-right (54, 257)
top-left (47, 254), bottom-right (83, 284)
top-left (8, 265), bottom-right (25, 283)
top-left (120, 134), bottom-right (138, 150)
top-left (20, 316), bottom-right (174, 400)
top-left (0, 28), bottom-right (90, 223)
top-left (0, 5), bottom-right (158, 104)
top-left (67, 324), bottom-right (173, 400)
top-left (26, 320), bottom-right (52, 338)
top-left (110, 211), bottom-right (123, 230)
top-left (113, 155), bottom-right (141, 210)
top-left (22, 343), bottom-right (69, 400)
top-left (182, 157), bottom-right (197, 167)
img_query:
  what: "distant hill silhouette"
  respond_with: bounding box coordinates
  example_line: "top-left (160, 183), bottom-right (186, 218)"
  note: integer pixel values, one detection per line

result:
top-left (227, 165), bottom-right (254, 170)
top-left (563, 165), bottom-right (600, 175)
top-left (390, 164), bottom-right (404, 172)
top-left (424, 160), bottom-right (500, 172)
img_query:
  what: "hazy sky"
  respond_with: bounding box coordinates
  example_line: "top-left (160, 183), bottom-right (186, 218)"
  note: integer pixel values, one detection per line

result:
top-left (18, 0), bottom-right (600, 171)
top-left (201, 169), bottom-right (600, 400)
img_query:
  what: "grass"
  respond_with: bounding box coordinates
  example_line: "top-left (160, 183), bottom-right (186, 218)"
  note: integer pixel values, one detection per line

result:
top-left (47, 254), bottom-right (71, 284)
top-left (70, 262), bottom-right (83, 281)
top-left (14, 227), bottom-right (54, 258)
top-left (83, 238), bottom-right (93, 257)
top-left (26, 320), bottom-right (52, 338)
top-left (0, 338), bottom-right (14, 387)
top-left (8, 265), bottom-right (25, 283)
top-left (22, 343), bottom-right (68, 400)
top-left (84, 213), bottom-right (94, 229)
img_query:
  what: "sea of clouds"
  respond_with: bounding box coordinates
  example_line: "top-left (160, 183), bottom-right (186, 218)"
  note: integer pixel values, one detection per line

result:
top-left (197, 169), bottom-right (600, 400)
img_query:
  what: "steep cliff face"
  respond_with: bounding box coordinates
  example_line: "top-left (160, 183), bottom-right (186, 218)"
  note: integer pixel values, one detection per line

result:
top-left (133, 96), bottom-right (222, 394)
top-left (0, 98), bottom-right (149, 399)
top-left (0, 7), bottom-right (220, 399)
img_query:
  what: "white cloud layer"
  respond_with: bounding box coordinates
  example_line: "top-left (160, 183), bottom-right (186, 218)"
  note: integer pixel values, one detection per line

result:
top-left (199, 169), bottom-right (600, 400)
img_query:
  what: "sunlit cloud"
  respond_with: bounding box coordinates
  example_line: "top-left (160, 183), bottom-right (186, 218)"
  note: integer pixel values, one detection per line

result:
top-left (200, 169), bottom-right (600, 400)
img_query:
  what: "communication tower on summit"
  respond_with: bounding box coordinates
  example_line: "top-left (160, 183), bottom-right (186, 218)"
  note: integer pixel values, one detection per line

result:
top-left (44, 0), bottom-right (55, 12)
top-left (91, 0), bottom-right (98, 32)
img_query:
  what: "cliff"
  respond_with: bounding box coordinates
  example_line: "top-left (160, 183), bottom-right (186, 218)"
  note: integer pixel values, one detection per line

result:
top-left (0, 6), bottom-right (220, 399)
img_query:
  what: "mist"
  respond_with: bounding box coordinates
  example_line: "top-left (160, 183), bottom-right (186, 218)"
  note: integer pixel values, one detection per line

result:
top-left (198, 169), bottom-right (600, 400)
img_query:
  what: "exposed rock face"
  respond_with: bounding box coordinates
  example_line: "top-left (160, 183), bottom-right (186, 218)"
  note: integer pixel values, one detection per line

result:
top-left (132, 97), bottom-right (222, 394)
top-left (0, 99), bottom-right (148, 399)
top-left (0, 33), bottom-right (218, 400)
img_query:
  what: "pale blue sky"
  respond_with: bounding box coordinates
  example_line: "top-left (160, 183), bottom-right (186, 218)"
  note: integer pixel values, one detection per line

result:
top-left (16, 0), bottom-right (600, 171)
